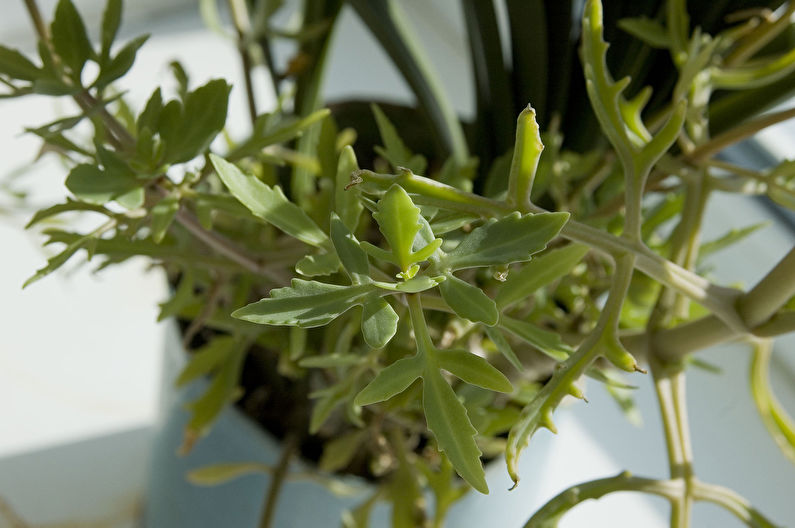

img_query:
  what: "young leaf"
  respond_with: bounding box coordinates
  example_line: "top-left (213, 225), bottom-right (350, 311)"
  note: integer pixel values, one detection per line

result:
top-left (232, 279), bottom-right (373, 328)
top-left (439, 273), bottom-right (499, 326)
top-left (354, 354), bottom-right (424, 406)
top-left (93, 35), bottom-right (148, 89)
top-left (367, 184), bottom-right (442, 276)
top-left (435, 349), bottom-right (512, 393)
top-left (0, 46), bottom-right (42, 81)
top-left (161, 80), bottom-right (231, 163)
top-left (484, 326), bottom-right (523, 372)
top-left (372, 275), bottom-right (443, 293)
top-left (617, 17), bottom-right (671, 49)
top-left (137, 87), bottom-right (163, 135)
top-left (228, 109), bottom-right (331, 160)
top-left (371, 104), bottom-right (427, 174)
top-left (422, 366), bottom-right (488, 494)
top-left (361, 295), bottom-right (399, 349)
top-left (210, 154), bottom-right (329, 248)
top-left (51, 0), bottom-right (94, 80)
top-left (65, 164), bottom-right (139, 205)
top-left (335, 145), bottom-right (364, 231)
top-left (150, 195), bottom-right (179, 243)
top-left (330, 213), bottom-right (369, 284)
top-left (496, 243), bottom-right (589, 310)
top-left (500, 316), bottom-right (572, 361)
top-left (440, 212), bottom-right (568, 271)
top-left (507, 105), bottom-right (544, 209)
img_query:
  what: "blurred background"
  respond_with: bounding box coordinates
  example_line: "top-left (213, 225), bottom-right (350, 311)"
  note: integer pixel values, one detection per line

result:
top-left (1, 1), bottom-right (794, 526)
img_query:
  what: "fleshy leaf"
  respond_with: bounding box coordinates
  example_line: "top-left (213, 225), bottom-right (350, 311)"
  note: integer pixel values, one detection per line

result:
top-left (507, 105), bottom-right (544, 209)
top-left (211, 154), bottom-right (329, 248)
top-left (361, 295), bottom-right (399, 349)
top-left (439, 273), bottom-right (498, 326)
top-left (232, 279), bottom-right (372, 328)
top-left (422, 366), bottom-right (488, 494)
top-left (354, 354), bottom-right (424, 406)
top-left (435, 349), bottom-right (512, 393)
top-left (373, 275), bottom-right (443, 293)
top-left (369, 184), bottom-right (441, 274)
top-left (440, 212), bottom-right (568, 271)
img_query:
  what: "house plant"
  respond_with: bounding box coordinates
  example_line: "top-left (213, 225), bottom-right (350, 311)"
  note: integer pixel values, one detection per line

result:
top-left (4, 0), bottom-right (795, 526)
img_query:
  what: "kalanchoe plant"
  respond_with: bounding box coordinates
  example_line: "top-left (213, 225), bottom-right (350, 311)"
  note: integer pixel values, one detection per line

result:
top-left (5, 0), bottom-right (795, 526)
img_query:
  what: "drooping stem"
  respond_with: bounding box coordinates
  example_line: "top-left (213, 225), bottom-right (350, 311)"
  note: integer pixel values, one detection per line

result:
top-left (523, 472), bottom-right (683, 527)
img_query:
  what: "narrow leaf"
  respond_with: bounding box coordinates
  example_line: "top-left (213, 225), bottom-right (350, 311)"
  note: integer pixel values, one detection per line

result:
top-left (0, 45), bottom-right (41, 81)
top-left (439, 273), bottom-right (498, 326)
top-left (94, 35), bottom-right (148, 89)
top-left (150, 195), bottom-right (179, 243)
top-left (335, 145), bottom-right (364, 231)
top-left (371, 103), bottom-right (427, 174)
top-left (100, 0), bottom-right (123, 61)
top-left (187, 462), bottom-right (271, 486)
top-left (232, 279), bottom-right (372, 328)
top-left (422, 367), bottom-right (488, 494)
top-left (211, 154), bottom-right (329, 248)
top-left (330, 213), bottom-right (369, 283)
top-left (435, 349), bottom-right (512, 393)
top-left (500, 316), bottom-right (572, 361)
top-left (618, 17), bottom-right (671, 49)
top-left (354, 354), bottom-right (423, 406)
top-left (484, 326), bottom-right (523, 372)
top-left (496, 244), bottom-right (589, 310)
top-left (441, 212), bottom-right (568, 271)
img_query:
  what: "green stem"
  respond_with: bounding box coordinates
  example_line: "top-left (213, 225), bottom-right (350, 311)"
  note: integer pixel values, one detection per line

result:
top-left (258, 433), bottom-right (297, 528)
top-left (227, 0), bottom-right (258, 125)
top-left (724, 3), bottom-right (795, 67)
top-left (523, 472), bottom-right (683, 527)
top-left (739, 246), bottom-right (795, 328)
top-left (692, 481), bottom-right (780, 528)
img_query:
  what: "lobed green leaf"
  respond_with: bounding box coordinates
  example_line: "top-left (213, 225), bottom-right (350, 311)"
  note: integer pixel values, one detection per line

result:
top-left (233, 279), bottom-right (373, 328)
top-left (440, 212), bottom-right (568, 271)
top-left (161, 80), bottom-right (231, 163)
top-left (330, 213), bottom-right (369, 284)
top-left (361, 295), bottom-right (399, 349)
top-left (65, 164), bottom-right (139, 205)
